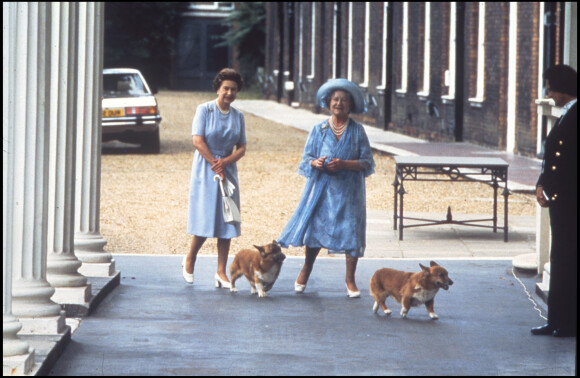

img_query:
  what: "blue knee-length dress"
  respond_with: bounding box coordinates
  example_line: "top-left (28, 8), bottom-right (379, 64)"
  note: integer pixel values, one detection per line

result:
top-left (187, 100), bottom-right (246, 238)
top-left (277, 119), bottom-right (375, 257)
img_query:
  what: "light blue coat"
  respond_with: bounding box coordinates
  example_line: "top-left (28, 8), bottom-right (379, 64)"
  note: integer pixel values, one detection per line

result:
top-left (277, 119), bottom-right (375, 257)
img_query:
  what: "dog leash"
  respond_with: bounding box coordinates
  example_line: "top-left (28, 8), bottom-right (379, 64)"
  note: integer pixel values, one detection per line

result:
top-left (510, 268), bottom-right (547, 321)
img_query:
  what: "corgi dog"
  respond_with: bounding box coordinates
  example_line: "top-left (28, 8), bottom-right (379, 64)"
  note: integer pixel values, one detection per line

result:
top-left (230, 241), bottom-right (286, 297)
top-left (369, 261), bottom-right (453, 319)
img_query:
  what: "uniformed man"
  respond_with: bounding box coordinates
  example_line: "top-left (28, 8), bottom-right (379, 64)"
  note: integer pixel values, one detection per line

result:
top-left (532, 65), bottom-right (577, 338)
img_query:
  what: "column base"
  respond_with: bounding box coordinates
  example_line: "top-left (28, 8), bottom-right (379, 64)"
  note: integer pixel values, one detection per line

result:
top-left (18, 327), bottom-right (72, 376)
top-left (51, 284), bottom-right (92, 305)
top-left (74, 232), bottom-right (107, 254)
top-left (17, 311), bottom-right (68, 335)
top-left (512, 253), bottom-right (537, 271)
top-left (78, 259), bottom-right (116, 277)
top-left (74, 233), bottom-right (115, 276)
top-left (2, 348), bottom-right (36, 376)
top-left (46, 255), bottom-right (88, 288)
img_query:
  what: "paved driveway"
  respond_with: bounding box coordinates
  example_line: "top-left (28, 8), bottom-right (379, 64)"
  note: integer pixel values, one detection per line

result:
top-left (49, 255), bottom-right (575, 376)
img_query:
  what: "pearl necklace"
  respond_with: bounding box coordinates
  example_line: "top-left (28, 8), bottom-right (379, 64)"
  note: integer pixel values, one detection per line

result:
top-left (329, 117), bottom-right (348, 136)
top-left (216, 100), bottom-right (230, 115)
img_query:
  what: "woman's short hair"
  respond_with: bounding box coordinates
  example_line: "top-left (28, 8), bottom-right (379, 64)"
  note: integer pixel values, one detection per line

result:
top-left (213, 68), bottom-right (244, 91)
top-left (543, 65), bottom-right (577, 97)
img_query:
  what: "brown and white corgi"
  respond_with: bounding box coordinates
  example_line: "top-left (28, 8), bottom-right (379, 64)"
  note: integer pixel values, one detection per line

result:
top-left (230, 241), bottom-right (286, 297)
top-left (369, 261), bottom-right (453, 319)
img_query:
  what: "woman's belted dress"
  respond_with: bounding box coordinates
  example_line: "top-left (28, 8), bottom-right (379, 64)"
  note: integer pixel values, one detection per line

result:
top-left (277, 119), bottom-right (375, 257)
top-left (187, 101), bottom-right (246, 238)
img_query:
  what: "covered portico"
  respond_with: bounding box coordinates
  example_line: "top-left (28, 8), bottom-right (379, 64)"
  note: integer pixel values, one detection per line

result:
top-left (3, 3), bottom-right (118, 375)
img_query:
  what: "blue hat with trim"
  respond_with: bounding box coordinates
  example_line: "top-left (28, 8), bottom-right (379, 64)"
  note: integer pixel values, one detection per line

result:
top-left (316, 78), bottom-right (367, 114)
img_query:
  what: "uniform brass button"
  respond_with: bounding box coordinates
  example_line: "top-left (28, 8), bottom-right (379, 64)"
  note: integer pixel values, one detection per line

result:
top-left (558, 140), bottom-right (563, 145)
top-left (551, 166), bottom-right (557, 171)
top-left (555, 152), bottom-right (561, 157)
top-left (551, 196), bottom-right (557, 201)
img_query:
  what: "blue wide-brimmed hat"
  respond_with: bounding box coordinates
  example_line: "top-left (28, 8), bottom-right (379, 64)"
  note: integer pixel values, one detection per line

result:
top-left (316, 78), bottom-right (367, 114)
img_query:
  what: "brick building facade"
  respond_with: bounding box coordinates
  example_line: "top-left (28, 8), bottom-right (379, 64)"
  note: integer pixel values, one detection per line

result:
top-left (264, 2), bottom-right (576, 157)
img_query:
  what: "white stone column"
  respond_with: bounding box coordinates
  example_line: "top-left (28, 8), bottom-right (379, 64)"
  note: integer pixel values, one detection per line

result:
top-left (3, 4), bottom-right (36, 373)
top-left (46, 2), bottom-right (92, 306)
top-left (74, 2), bottom-right (116, 277)
top-left (8, 1), bottom-right (67, 336)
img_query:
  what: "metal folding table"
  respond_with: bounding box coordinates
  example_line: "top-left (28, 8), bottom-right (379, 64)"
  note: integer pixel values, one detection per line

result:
top-left (392, 156), bottom-right (510, 241)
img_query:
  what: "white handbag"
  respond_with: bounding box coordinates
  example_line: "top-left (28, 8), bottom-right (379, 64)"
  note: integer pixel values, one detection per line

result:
top-left (214, 175), bottom-right (241, 224)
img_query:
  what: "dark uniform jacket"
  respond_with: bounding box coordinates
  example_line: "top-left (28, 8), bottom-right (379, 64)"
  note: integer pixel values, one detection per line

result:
top-left (536, 101), bottom-right (577, 334)
top-left (536, 102), bottom-right (577, 204)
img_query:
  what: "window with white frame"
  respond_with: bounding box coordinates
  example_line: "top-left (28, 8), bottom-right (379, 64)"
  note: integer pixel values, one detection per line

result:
top-left (332, 2), bottom-right (338, 78)
top-left (298, 3), bottom-right (304, 83)
top-left (469, 2), bottom-right (486, 104)
top-left (442, 2), bottom-right (456, 101)
top-left (418, 2), bottom-right (431, 97)
top-left (377, 2), bottom-right (388, 92)
top-left (347, 2), bottom-right (353, 81)
top-left (360, 2), bottom-right (370, 88)
top-left (306, 3), bottom-right (316, 81)
top-left (396, 2), bottom-right (408, 94)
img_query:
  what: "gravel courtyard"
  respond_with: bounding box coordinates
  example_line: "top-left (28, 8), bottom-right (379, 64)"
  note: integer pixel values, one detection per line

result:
top-left (100, 90), bottom-right (536, 257)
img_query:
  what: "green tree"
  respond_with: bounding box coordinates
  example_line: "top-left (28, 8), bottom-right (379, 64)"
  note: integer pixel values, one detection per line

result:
top-left (104, 2), bottom-right (187, 90)
top-left (216, 2), bottom-right (266, 86)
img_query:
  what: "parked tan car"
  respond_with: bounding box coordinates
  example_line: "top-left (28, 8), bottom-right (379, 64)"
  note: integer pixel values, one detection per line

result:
top-left (102, 68), bottom-right (162, 153)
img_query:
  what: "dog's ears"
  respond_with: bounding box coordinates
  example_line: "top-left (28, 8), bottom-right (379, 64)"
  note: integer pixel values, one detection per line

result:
top-left (254, 245), bottom-right (265, 255)
top-left (421, 261), bottom-right (440, 272)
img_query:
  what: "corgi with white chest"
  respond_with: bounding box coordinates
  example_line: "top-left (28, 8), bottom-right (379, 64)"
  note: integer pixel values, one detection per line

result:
top-left (230, 241), bottom-right (286, 297)
top-left (369, 261), bottom-right (453, 319)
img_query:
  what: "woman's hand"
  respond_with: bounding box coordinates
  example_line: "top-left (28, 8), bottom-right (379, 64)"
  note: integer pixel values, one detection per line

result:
top-left (325, 158), bottom-right (343, 172)
top-left (326, 158), bottom-right (363, 172)
top-left (213, 143), bottom-right (246, 179)
top-left (536, 186), bottom-right (549, 207)
top-left (311, 156), bottom-right (327, 170)
top-left (193, 135), bottom-right (246, 180)
top-left (211, 159), bottom-right (225, 179)
top-left (193, 136), bottom-right (225, 178)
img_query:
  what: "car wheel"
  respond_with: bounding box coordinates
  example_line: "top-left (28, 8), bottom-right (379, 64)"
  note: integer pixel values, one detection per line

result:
top-left (142, 128), bottom-right (160, 154)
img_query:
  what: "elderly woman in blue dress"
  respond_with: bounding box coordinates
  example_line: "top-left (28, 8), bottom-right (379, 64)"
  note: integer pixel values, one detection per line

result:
top-left (277, 78), bottom-right (375, 297)
top-left (182, 68), bottom-right (246, 288)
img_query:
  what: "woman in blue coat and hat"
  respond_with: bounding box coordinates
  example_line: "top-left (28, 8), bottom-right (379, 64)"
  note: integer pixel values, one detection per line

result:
top-left (277, 78), bottom-right (375, 297)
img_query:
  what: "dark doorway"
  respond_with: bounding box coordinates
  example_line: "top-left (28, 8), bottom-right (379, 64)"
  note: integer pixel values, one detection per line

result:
top-left (174, 18), bottom-right (232, 91)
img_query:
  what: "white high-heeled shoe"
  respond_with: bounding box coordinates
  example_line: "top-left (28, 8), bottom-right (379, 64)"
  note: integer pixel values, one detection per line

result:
top-left (346, 284), bottom-right (360, 298)
top-left (181, 256), bottom-right (193, 284)
top-left (294, 281), bottom-right (307, 293)
top-left (214, 273), bottom-right (231, 289)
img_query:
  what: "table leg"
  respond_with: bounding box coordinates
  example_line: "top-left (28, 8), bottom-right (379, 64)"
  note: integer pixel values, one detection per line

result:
top-left (393, 182), bottom-right (398, 230)
top-left (504, 193), bottom-right (509, 242)
top-left (399, 187), bottom-right (404, 241)
top-left (493, 182), bottom-right (498, 232)
top-left (503, 184), bottom-right (509, 242)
